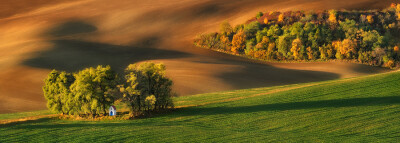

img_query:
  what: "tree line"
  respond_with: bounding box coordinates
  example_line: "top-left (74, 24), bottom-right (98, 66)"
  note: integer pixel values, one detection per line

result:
top-left (43, 62), bottom-right (174, 117)
top-left (194, 3), bottom-right (400, 68)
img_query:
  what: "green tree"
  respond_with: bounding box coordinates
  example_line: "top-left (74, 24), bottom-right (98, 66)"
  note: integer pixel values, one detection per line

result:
top-left (120, 65), bottom-right (141, 113)
top-left (361, 30), bottom-right (384, 51)
top-left (70, 65), bottom-right (118, 116)
top-left (339, 19), bottom-right (359, 40)
top-left (277, 34), bottom-right (292, 58)
top-left (244, 21), bottom-right (261, 38)
top-left (256, 28), bottom-right (268, 43)
top-left (256, 36), bottom-right (269, 50)
top-left (289, 22), bottom-right (304, 39)
top-left (245, 39), bottom-right (256, 56)
top-left (267, 24), bottom-right (282, 41)
top-left (43, 70), bottom-right (75, 114)
top-left (128, 62), bottom-right (174, 110)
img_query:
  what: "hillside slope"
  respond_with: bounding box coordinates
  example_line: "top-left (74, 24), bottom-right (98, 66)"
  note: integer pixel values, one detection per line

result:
top-left (0, 0), bottom-right (394, 113)
top-left (1, 71), bottom-right (400, 142)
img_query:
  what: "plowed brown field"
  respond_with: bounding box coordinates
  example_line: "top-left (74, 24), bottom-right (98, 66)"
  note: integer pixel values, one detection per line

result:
top-left (0, 0), bottom-right (394, 113)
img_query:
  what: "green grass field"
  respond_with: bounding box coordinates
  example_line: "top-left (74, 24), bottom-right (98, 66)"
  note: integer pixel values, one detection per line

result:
top-left (1, 71), bottom-right (400, 142)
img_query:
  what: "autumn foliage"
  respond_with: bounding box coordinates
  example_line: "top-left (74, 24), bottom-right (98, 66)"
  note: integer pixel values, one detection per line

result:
top-left (291, 38), bottom-right (302, 60)
top-left (194, 4), bottom-right (400, 68)
top-left (231, 30), bottom-right (246, 54)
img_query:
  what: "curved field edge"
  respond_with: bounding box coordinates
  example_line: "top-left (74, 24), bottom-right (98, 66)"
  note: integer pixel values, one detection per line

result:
top-left (1, 70), bottom-right (400, 142)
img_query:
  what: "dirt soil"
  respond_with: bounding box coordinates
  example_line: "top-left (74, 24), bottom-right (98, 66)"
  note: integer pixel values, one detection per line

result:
top-left (0, 0), bottom-right (395, 113)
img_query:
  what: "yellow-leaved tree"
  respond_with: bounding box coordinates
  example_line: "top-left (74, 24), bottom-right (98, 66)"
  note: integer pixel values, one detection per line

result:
top-left (291, 38), bottom-right (303, 60)
top-left (339, 39), bottom-right (357, 58)
top-left (220, 35), bottom-right (231, 51)
top-left (307, 47), bottom-right (314, 60)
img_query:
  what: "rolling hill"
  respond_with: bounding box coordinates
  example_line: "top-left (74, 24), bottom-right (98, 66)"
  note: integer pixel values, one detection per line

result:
top-left (0, 0), bottom-right (394, 114)
top-left (1, 70), bottom-right (399, 142)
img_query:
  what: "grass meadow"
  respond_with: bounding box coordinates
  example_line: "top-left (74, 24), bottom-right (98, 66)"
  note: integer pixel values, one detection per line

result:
top-left (1, 71), bottom-right (400, 142)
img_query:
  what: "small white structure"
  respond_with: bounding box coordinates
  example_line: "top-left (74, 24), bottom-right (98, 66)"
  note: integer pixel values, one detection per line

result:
top-left (109, 105), bottom-right (117, 116)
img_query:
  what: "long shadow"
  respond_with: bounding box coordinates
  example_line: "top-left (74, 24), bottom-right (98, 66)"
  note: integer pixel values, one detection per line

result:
top-left (48, 21), bottom-right (97, 37)
top-left (23, 20), bottom-right (191, 73)
top-left (23, 39), bottom-right (191, 73)
top-left (176, 96), bottom-right (400, 116)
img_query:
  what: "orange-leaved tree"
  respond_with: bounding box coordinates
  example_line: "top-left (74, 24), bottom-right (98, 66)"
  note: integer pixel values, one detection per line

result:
top-left (328, 10), bottom-right (337, 24)
top-left (264, 18), bottom-right (269, 25)
top-left (278, 14), bottom-right (284, 23)
top-left (367, 15), bottom-right (374, 24)
top-left (231, 30), bottom-right (246, 54)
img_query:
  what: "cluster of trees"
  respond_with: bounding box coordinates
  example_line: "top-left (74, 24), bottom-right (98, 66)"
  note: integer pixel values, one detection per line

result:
top-left (194, 3), bottom-right (400, 68)
top-left (43, 62), bottom-right (174, 117)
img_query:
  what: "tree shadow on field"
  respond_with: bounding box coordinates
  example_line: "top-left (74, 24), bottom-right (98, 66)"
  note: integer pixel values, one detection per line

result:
top-left (23, 20), bottom-right (191, 73)
top-left (176, 96), bottom-right (400, 116)
top-left (48, 21), bottom-right (97, 37)
top-left (23, 39), bottom-right (191, 73)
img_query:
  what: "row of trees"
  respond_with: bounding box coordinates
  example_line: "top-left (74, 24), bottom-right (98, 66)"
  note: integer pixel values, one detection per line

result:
top-left (43, 62), bottom-right (174, 117)
top-left (194, 3), bottom-right (400, 68)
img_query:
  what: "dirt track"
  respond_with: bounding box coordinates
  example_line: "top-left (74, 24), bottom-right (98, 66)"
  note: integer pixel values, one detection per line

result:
top-left (0, 0), bottom-right (395, 113)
